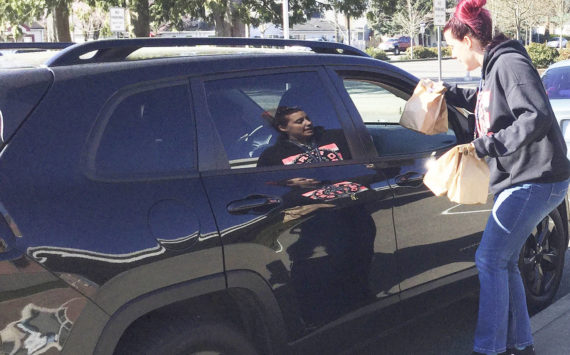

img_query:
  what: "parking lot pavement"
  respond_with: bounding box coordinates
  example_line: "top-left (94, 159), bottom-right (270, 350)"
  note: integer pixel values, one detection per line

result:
top-left (390, 58), bottom-right (480, 86)
top-left (531, 292), bottom-right (570, 355)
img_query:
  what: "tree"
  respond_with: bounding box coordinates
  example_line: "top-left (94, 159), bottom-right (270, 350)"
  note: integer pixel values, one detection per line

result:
top-left (367, 0), bottom-right (399, 36)
top-left (0, 0), bottom-right (40, 40)
top-left (72, 1), bottom-right (107, 40)
top-left (327, 0), bottom-right (368, 45)
top-left (547, 0), bottom-right (569, 48)
top-left (0, 0), bottom-right (73, 41)
top-left (492, 0), bottom-right (536, 40)
top-left (153, 0), bottom-right (323, 38)
top-left (392, 0), bottom-right (431, 57)
top-left (151, 0), bottom-right (243, 37)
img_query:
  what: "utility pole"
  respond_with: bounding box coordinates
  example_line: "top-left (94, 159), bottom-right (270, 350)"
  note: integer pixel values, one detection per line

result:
top-left (282, 0), bottom-right (289, 39)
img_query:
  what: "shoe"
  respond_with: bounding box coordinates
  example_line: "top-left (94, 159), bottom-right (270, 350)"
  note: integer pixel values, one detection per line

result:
top-left (506, 346), bottom-right (535, 355)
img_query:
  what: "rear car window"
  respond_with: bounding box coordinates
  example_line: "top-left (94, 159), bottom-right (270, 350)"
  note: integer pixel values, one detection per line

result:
top-left (86, 83), bottom-right (196, 179)
top-left (543, 66), bottom-right (570, 99)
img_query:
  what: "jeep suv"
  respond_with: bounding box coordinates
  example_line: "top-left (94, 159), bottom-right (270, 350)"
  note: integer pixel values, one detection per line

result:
top-left (378, 36), bottom-right (411, 55)
top-left (0, 38), bottom-right (567, 355)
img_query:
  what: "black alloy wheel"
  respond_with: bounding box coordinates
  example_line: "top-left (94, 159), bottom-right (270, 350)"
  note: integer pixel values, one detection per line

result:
top-left (520, 208), bottom-right (567, 312)
top-left (115, 320), bottom-right (259, 355)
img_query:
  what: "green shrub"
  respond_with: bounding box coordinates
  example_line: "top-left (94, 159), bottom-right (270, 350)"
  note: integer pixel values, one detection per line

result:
top-left (405, 46), bottom-right (438, 59)
top-left (365, 47), bottom-right (389, 61)
top-left (425, 46), bottom-right (452, 58)
top-left (556, 48), bottom-right (570, 62)
top-left (525, 43), bottom-right (559, 68)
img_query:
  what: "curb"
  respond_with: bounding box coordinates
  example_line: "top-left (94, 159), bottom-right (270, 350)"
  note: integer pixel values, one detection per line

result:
top-left (530, 292), bottom-right (570, 334)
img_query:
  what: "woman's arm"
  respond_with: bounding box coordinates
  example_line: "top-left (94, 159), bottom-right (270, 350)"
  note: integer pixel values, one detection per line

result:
top-left (443, 83), bottom-right (478, 112)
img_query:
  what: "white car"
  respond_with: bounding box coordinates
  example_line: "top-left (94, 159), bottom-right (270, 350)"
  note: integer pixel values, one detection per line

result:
top-left (542, 59), bottom-right (570, 158)
top-left (547, 37), bottom-right (568, 48)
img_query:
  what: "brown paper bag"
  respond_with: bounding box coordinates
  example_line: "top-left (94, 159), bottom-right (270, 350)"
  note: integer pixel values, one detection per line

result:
top-left (423, 144), bottom-right (490, 204)
top-left (400, 80), bottom-right (448, 135)
top-left (447, 146), bottom-right (490, 204)
top-left (423, 146), bottom-right (461, 196)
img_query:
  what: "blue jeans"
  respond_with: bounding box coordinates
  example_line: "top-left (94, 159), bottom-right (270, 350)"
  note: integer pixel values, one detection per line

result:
top-left (473, 179), bottom-right (569, 354)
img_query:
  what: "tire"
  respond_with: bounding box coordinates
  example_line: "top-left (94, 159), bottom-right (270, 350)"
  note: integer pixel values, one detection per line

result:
top-left (394, 47), bottom-right (400, 55)
top-left (117, 320), bottom-right (259, 355)
top-left (519, 208), bottom-right (567, 313)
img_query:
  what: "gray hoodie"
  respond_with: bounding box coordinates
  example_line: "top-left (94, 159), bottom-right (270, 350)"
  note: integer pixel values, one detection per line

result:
top-left (445, 39), bottom-right (570, 193)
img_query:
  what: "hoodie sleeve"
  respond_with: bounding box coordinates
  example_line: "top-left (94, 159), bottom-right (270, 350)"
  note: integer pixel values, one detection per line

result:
top-left (473, 55), bottom-right (553, 158)
top-left (443, 83), bottom-right (478, 111)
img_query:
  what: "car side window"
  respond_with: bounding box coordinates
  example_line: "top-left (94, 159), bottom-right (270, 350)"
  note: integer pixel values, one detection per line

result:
top-left (343, 79), bottom-right (457, 156)
top-left (204, 72), bottom-right (352, 169)
top-left (89, 83), bottom-right (195, 179)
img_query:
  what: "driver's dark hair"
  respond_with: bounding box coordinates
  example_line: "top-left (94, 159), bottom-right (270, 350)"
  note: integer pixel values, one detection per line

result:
top-left (273, 106), bottom-right (304, 130)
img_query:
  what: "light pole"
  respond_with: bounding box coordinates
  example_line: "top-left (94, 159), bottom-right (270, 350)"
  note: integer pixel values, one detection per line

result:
top-left (282, 0), bottom-right (289, 39)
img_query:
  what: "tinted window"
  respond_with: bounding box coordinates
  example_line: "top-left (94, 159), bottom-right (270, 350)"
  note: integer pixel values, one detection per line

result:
top-left (542, 66), bottom-right (570, 99)
top-left (343, 79), bottom-right (456, 156)
top-left (204, 72), bottom-right (352, 169)
top-left (91, 84), bottom-right (195, 179)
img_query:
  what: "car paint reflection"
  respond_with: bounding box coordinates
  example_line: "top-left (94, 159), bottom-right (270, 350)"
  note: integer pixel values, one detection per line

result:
top-left (0, 254), bottom-right (90, 355)
top-left (1, 300), bottom-right (83, 355)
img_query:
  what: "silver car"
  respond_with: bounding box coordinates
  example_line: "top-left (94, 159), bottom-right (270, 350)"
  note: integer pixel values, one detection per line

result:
top-left (542, 59), bottom-right (570, 158)
top-left (546, 37), bottom-right (568, 48)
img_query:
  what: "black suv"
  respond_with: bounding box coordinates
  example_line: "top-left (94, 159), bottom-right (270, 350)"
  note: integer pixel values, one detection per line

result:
top-left (0, 38), bottom-right (567, 355)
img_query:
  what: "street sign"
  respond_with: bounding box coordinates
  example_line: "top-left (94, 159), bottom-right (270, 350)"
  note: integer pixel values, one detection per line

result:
top-left (433, 0), bottom-right (446, 27)
top-left (420, 23), bottom-right (426, 34)
top-left (110, 7), bottom-right (126, 32)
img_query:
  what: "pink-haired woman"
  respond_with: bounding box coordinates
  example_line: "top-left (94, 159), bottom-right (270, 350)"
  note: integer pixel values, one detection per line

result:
top-left (441, 0), bottom-right (570, 354)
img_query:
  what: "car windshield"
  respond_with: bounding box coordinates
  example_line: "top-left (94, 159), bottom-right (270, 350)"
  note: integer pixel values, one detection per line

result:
top-left (542, 66), bottom-right (570, 99)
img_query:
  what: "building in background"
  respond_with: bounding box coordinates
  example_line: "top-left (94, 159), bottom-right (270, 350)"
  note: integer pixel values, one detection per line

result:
top-left (2, 22), bottom-right (45, 42)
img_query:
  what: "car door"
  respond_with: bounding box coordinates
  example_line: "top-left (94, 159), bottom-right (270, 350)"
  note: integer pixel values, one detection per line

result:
top-left (194, 67), bottom-right (401, 344)
top-left (328, 67), bottom-right (493, 299)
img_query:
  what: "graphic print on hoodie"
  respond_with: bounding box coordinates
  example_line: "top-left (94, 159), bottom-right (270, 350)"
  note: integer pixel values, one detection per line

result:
top-left (475, 87), bottom-right (491, 138)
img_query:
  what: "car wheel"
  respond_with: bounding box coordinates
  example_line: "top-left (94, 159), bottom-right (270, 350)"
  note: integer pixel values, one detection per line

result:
top-left (394, 47), bottom-right (400, 55)
top-left (116, 320), bottom-right (259, 355)
top-left (519, 208), bottom-right (567, 312)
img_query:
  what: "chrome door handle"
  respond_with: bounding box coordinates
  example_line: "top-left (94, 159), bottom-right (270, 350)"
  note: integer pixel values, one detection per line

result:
top-left (227, 195), bottom-right (282, 214)
top-left (395, 171), bottom-right (424, 188)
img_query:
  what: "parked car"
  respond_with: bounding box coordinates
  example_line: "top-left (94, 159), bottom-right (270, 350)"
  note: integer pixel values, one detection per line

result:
top-left (542, 59), bottom-right (570, 158)
top-left (378, 36), bottom-right (411, 55)
top-left (547, 37), bottom-right (568, 48)
top-left (1, 38), bottom-right (568, 355)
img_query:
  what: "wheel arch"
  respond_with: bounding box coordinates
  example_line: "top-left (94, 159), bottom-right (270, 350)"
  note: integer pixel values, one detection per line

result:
top-left (64, 271), bottom-right (287, 355)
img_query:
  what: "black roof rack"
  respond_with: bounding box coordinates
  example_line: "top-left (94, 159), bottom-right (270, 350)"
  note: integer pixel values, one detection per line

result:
top-left (45, 37), bottom-right (369, 67)
top-left (0, 42), bottom-right (74, 50)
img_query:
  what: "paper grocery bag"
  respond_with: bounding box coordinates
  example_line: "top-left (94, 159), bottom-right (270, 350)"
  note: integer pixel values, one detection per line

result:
top-left (400, 80), bottom-right (448, 135)
top-left (423, 146), bottom-right (461, 196)
top-left (447, 146), bottom-right (490, 204)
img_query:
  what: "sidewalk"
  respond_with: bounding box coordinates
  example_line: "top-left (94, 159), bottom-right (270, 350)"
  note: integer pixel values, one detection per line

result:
top-left (530, 293), bottom-right (570, 354)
